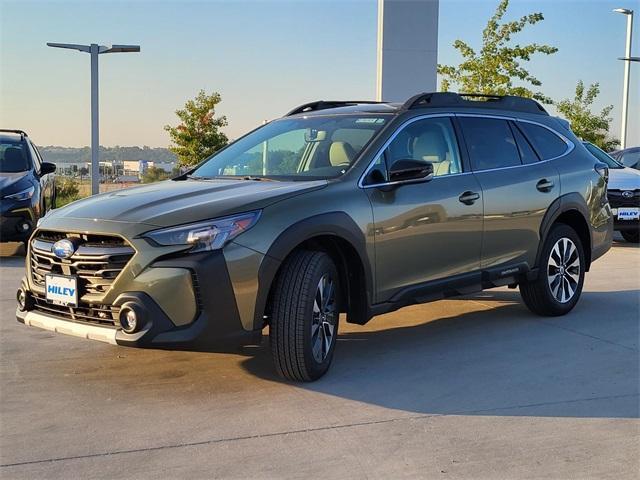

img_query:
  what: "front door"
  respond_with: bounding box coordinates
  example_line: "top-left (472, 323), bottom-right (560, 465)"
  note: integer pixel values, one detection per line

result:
top-left (364, 116), bottom-right (484, 302)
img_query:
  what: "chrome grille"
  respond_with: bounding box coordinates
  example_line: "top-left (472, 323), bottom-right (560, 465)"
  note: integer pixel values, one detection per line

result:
top-left (30, 231), bottom-right (135, 297)
top-left (607, 189), bottom-right (640, 208)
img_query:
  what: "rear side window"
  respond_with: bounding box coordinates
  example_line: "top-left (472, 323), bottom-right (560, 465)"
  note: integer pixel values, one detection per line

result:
top-left (458, 117), bottom-right (520, 171)
top-left (510, 122), bottom-right (539, 164)
top-left (517, 122), bottom-right (568, 160)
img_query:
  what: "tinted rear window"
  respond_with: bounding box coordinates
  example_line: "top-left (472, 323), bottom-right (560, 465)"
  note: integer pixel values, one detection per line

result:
top-left (517, 122), bottom-right (568, 160)
top-left (459, 117), bottom-right (521, 171)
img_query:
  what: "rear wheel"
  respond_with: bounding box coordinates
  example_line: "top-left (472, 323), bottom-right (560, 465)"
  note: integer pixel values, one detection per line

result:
top-left (269, 250), bottom-right (340, 381)
top-left (621, 230), bottom-right (639, 243)
top-left (520, 224), bottom-right (585, 316)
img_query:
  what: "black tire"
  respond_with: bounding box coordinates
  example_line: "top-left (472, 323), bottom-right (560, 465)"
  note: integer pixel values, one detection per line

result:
top-left (621, 230), bottom-right (639, 243)
top-left (269, 250), bottom-right (341, 382)
top-left (520, 224), bottom-right (585, 316)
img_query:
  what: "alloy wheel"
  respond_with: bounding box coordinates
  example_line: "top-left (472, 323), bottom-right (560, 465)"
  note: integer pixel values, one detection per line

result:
top-left (311, 274), bottom-right (337, 363)
top-left (547, 238), bottom-right (581, 304)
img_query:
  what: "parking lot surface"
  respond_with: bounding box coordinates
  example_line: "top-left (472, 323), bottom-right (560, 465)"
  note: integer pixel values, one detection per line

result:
top-left (0, 240), bottom-right (638, 479)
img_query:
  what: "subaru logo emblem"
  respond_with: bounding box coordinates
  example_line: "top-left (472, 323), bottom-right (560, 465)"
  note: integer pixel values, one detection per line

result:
top-left (622, 191), bottom-right (633, 199)
top-left (52, 239), bottom-right (76, 259)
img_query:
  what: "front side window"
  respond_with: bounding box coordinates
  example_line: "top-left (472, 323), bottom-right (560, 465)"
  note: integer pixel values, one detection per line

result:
top-left (0, 141), bottom-right (30, 173)
top-left (459, 117), bottom-right (521, 171)
top-left (27, 141), bottom-right (42, 171)
top-left (370, 117), bottom-right (463, 184)
top-left (518, 122), bottom-right (568, 160)
top-left (192, 115), bottom-right (388, 180)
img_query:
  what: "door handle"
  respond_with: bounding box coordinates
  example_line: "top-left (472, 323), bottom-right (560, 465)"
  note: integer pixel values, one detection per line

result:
top-left (459, 191), bottom-right (480, 205)
top-left (536, 179), bottom-right (555, 192)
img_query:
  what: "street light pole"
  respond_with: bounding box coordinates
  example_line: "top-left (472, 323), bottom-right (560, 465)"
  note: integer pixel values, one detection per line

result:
top-left (47, 43), bottom-right (140, 195)
top-left (613, 8), bottom-right (634, 149)
top-left (90, 44), bottom-right (100, 195)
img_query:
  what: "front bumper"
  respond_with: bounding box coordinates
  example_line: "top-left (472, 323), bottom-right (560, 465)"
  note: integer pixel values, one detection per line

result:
top-left (1, 207), bottom-right (35, 242)
top-left (610, 208), bottom-right (640, 232)
top-left (17, 250), bottom-right (261, 348)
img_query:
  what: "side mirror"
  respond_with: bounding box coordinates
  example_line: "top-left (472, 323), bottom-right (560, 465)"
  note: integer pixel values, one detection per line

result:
top-left (388, 159), bottom-right (433, 183)
top-left (40, 162), bottom-right (56, 175)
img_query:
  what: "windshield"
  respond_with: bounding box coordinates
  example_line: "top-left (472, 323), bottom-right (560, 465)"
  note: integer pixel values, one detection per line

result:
top-left (0, 141), bottom-right (30, 173)
top-left (192, 115), bottom-right (389, 180)
top-left (583, 142), bottom-right (623, 169)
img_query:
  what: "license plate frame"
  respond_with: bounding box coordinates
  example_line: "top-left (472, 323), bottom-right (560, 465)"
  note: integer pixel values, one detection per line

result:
top-left (45, 274), bottom-right (79, 307)
top-left (617, 207), bottom-right (640, 221)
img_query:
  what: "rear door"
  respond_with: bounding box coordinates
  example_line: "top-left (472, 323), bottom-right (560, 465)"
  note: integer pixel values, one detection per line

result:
top-left (457, 115), bottom-right (562, 270)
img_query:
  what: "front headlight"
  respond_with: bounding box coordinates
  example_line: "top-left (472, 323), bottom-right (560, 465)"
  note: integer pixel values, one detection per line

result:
top-left (4, 185), bottom-right (35, 201)
top-left (143, 211), bottom-right (261, 252)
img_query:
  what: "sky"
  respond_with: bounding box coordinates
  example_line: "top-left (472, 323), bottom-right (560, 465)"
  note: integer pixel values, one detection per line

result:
top-left (1, 0), bottom-right (639, 148)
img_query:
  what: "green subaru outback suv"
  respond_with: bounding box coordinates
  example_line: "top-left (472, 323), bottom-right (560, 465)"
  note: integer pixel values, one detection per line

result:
top-left (16, 92), bottom-right (613, 381)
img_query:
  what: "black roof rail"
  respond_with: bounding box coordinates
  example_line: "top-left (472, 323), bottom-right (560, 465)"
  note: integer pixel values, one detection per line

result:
top-left (403, 92), bottom-right (548, 115)
top-left (285, 100), bottom-right (385, 116)
top-left (0, 129), bottom-right (28, 137)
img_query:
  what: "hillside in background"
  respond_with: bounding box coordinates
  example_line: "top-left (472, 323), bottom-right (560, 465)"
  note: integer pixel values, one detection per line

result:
top-left (39, 146), bottom-right (177, 164)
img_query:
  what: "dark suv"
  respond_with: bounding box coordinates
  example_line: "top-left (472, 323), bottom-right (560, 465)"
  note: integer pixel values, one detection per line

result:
top-left (16, 93), bottom-right (612, 381)
top-left (1, 130), bottom-right (56, 244)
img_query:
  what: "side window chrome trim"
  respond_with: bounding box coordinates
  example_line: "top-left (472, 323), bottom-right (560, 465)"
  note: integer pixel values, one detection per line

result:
top-left (359, 112), bottom-right (576, 188)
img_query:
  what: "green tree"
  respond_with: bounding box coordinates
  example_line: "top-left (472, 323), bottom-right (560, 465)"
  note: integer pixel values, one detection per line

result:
top-left (164, 90), bottom-right (229, 167)
top-left (438, 0), bottom-right (558, 103)
top-left (555, 81), bottom-right (619, 151)
top-left (141, 166), bottom-right (171, 184)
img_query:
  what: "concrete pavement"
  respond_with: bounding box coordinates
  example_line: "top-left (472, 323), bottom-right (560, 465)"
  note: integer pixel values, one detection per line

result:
top-left (0, 239), bottom-right (638, 479)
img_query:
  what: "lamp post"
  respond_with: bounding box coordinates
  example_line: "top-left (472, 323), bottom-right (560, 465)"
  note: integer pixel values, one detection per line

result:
top-left (613, 8), bottom-right (634, 149)
top-left (47, 43), bottom-right (140, 195)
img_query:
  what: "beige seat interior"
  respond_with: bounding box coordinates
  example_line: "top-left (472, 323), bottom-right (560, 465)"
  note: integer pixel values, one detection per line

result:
top-left (329, 141), bottom-right (356, 167)
top-left (412, 129), bottom-right (451, 176)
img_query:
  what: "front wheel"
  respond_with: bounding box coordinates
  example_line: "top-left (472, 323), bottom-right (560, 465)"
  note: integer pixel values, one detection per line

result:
top-left (269, 250), bottom-right (340, 382)
top-left (621, 229), bottom-right (639, 244)
top-left (520, 224), bottom-right (585, 316)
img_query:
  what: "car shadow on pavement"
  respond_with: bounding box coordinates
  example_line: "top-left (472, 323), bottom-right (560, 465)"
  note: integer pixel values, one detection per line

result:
top-left (240, 289), bottom-right (640, 419)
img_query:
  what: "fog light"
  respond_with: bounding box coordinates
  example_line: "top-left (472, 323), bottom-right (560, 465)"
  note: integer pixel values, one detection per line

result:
top-left (119, 307), bottom-right (139, 334)
top-left (16, 288), bottom-right (29, 312)
top-left (17, 221), bottom-right (31, 233)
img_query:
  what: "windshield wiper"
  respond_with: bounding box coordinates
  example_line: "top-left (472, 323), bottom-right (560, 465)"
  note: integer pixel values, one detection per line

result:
top-left (240, 176), bottom-right (276, 181)
top-left (187, 175), bottom-right (277, 181)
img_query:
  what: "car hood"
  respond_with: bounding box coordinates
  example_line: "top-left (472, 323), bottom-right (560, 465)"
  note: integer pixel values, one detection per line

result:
top-left (608, 167), bottom-right (640, 191)
top-left (0, 171), bottom-right (31, 194)
top-left (47, 178), bottom-right (328, 227)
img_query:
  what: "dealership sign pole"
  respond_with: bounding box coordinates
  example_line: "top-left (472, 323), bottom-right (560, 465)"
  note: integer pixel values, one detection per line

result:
top-left (46, 43), bottom-right (140, 195)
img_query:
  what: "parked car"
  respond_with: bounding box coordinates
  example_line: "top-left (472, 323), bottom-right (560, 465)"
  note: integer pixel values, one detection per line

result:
top-left (609, 146), bottom-right (640, 170)
top-left (583, 142), bottom-right (640, 243)
top-left (16, 93), bottom-right (612, 381)
top-left (1, 129), bottom-right (56, 244)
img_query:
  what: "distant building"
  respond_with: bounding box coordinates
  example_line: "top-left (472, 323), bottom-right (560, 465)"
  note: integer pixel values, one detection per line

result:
top-left (152, 162), bottom-right (175, 173)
